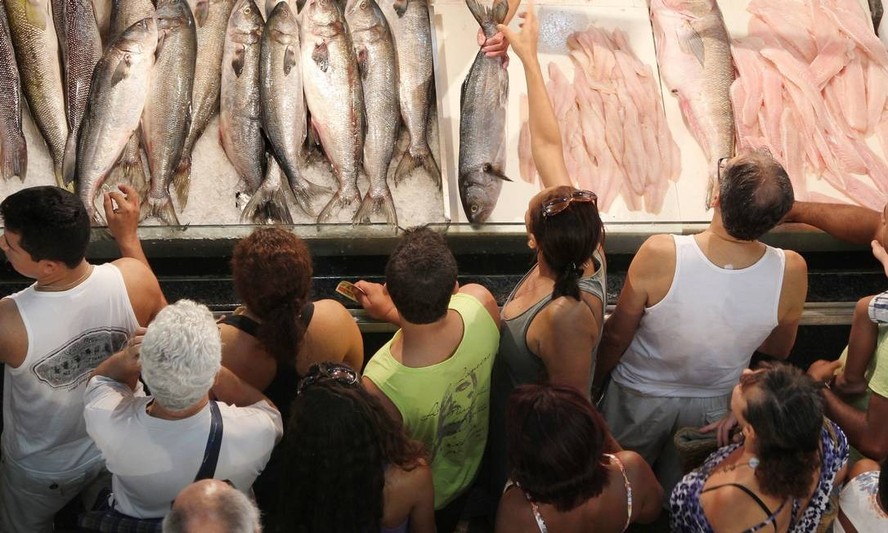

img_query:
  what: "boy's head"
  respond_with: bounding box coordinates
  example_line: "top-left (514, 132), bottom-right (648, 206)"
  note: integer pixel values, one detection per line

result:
top-left (384, 227), bottom-right (457, 324)
top-left (0, 186), bottom-right (90, 271)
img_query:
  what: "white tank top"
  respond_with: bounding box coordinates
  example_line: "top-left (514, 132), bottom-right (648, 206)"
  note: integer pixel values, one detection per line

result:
top-left (2, 263), bottom-right (139, 474)
top-left (612, 234), bottom-right (784, 397)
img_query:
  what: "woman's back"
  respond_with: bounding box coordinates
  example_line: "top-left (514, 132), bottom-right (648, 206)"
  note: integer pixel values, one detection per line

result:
top-left (382, 462), bottom-right (435, 533)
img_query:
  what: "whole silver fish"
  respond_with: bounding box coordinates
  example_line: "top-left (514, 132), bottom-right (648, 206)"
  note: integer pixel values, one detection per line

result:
top-left (459, 0), bottom-right (510, 224)
top-left (77, 17), bottom-right (157, 224)
top-left (380, 0), bottom-right (439, 186)
top-left (59, 0), bottom-right (103, 187)
top-left (346, 0), bottom-right (398, 225)
top-left (105, 0), bottom-right (154, 193)
top-left (173, 0), bottom-right (236, 208)
top-left (301, 0), bottom-right (364, 223)
top-left (5, 0), bottom-right (68, 187)
top-left (0, 3), bottom-right (26, 181)
top-left (221, 0), bottom-right (278, 220)
top-left (140, 0), bottom-right (196, 225)
top-left (260, 1), bottom-right (327, 217)
top-left (650, 0), bottom-right (734, 207)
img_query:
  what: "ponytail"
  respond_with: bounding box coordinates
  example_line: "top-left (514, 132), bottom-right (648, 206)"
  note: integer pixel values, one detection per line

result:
top-left (552, 261), bottom-right (582, 300)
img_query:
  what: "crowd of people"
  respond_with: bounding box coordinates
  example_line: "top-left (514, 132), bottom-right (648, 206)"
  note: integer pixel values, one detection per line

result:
top-left (0, 2), bottom-right (886, 533)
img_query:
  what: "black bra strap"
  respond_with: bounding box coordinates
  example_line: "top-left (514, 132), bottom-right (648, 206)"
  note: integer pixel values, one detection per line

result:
top-left (194, 401), bottom-right (224, 482)
top-left (703, 482), bottom-right (774, 517)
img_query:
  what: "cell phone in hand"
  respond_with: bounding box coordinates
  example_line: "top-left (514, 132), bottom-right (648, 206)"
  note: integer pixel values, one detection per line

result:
top-left (335, 281), bottom-right (364, 303)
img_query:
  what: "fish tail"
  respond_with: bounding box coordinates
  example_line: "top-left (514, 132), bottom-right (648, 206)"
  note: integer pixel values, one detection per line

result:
top-left (465, 0), bottom-right (509, 29)
top-left (289, 176), bottom-right (332, 217)
top-left (172, 154), bottom-right (192, 209)
top-left (1, 136), bottom-right (27, 182)
top-left (353, 188), bottom-right (398, 226)
top-left (140, 192), bottom-right (181, 226)
top-left (317, 187), bottom-right (361, 224)
top-left (240, 186), bottom-right (294, 225)
top-left (394, 149), bottom-right (441, 188)
top-left (62, 132), bottom-right (78, 187)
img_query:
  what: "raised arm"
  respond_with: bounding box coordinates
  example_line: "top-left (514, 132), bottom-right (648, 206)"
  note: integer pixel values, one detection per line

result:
top-left (755, 250), bottom-right (807, 359)
top-left (499, 1), bottom-right (571, 188)
top-left (783, 201), bottom-right (882, 245)
top-left (105, 184), bottom-right (152, 268)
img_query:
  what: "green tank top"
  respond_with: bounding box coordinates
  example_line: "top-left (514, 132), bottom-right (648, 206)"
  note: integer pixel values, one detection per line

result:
top-left (363, 292), bottom-right (500, 508)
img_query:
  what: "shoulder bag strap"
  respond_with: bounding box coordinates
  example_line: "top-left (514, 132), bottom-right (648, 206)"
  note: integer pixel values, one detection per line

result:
top-left (194, 400), bottom-right (224, 482)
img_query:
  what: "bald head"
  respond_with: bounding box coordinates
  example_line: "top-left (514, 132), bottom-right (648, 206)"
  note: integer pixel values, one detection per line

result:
top-left (718, 151), bottom-right (794, 241)
top-left (163, 480), bottom-right (261, 533)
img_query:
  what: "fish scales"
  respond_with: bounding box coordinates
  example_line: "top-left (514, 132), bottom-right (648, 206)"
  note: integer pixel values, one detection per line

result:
top-left (346, 0), bottom-right (400, 225)
top-left (141, 0), bottom-right (197, 225)
top-left (301, 0), bottom-right (364, 223)
top-left (0, 3), bottom-right (26, 181)
top-left (76, 17), bottom-right (157, 224)
top-left (5, 0), bottom-right (69, 187)
top-left (458, 0), bottom-right (510, 224)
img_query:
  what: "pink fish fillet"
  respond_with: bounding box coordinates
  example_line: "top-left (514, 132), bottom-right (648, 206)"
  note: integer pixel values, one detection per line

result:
top-left (837, 56), bottom-right (869, 134)
top-left (866, 59), bottom-right (888, 134)
top-left (779, 106), bottom-right (807, 199)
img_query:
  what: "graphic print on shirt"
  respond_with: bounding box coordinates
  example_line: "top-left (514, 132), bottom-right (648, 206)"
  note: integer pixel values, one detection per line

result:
top-left (429, 358), bottom-right (490, 460)
top-left (31, 327), bottom-right (129, 390)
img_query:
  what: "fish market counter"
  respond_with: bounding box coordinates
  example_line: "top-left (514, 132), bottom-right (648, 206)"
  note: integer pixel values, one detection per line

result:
top-left (0, 223), bottom-right (879, 369)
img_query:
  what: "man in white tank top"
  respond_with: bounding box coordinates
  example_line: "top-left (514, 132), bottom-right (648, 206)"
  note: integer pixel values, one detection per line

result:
top-left (595, 152), bottom-right (808, 497)
top-left (0, 185), bottom-right (166, 532)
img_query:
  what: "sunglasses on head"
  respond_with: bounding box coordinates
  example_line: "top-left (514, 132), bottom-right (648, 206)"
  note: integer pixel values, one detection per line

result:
top-left (296, 362), bottom-right (359, 396)
top-left (541, 190), bottom-right (598, 218)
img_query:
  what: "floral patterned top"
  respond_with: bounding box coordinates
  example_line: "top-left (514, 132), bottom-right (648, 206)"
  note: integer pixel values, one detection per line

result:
top-left (670, 420), bottom-right (848, 532)
top-left (834, 470), bottom-right (888, 532)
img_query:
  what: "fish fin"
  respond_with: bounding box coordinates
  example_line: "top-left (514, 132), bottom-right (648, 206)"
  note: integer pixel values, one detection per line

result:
top-left (393, 0), bottom-right (408, 17)
top-left (156, 27), bottom-right (168, 57)
top-left (353, 188), bottom-right (398, 226)
top-left (288, 174), bottom-right (331, 217)
top-left (312, 41), bottom-right (329, 72)
top-left (172, 154), bottom-right (193, 209)
top-left (232, 45), bottom-right (246, 77)
top-left (111, 54), bottom-right (134, 85)
top-left (296, 0), bottom-right (307, 13)
top-left (460, 75), bottom-right (469, 110)
top-left (483, 163), bottom-right (512, 182)
top-left (195, 0), bottom-right (209, 26)
top-left (465, 0), bottom-right (491, 28)
top-left (1, 135), bottom-right (27, 182)
top-left (140, 192), bottom-right (181, 226)
top-left (679, 21), bottom-right (705, 67)
top-left (283, 45), bottom-right (297, 75)
top-left (394, 149), bottom-right (441, 188)
top-left (62, 131), bottom-right (79, 187)
top-left (492, 0), bottom-right (509, 24)
top-left (356, 47), bottom-right (369, 80)
top-left (317, 187), bottom-right (360, 223)
top-left (240, 185), bottom-right (294, 225)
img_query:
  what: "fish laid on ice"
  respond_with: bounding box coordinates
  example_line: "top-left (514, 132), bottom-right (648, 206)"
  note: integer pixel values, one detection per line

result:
top-left (77, 17), bottom-right (157, 224)
top-left (141, 0), bottom-right (196, 225)
top-left (5, 0), bottom-right (69, 187)
top-left (301, 0), bottom-right (364, 223)
top-left (59, 0), bottom-right (103, 187)
top-left (459, 0), bottom-right (510, 224)
top-left (650, 0), bottom-right (734, 208)
top-left (174, 0), bottom-right (236, 207)
top-left (379, 0), bottom-right (440, 186)
top-left (105, 0), bottom-right (154, 194)
top-left (259, 1), bottom-right (325, 217)
top-left (0, 3), bottom-right (26, 181)
top-left (346, 0), bottom-right (399, 225)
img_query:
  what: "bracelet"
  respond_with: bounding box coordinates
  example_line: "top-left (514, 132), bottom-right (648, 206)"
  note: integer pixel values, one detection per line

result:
top-left (821, 375), bottom-right (836, 391)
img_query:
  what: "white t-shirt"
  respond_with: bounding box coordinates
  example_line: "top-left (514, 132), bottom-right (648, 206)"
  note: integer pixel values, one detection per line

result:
top-left (83, 376), bottom-right (283, 518)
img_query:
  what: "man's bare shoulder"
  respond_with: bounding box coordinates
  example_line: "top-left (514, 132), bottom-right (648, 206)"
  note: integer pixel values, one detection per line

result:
top-left (0, 297), bottom-right (27, 366)
top-left (110, 257), bottom-right (154, 279)
top-left (782, 249), bottom-right (808, 277)
top-left (628, 234), bottom-right (676, 276)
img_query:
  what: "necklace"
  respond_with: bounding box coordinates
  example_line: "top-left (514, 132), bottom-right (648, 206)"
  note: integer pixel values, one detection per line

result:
top-left (712, 456), bottom-right (760, 476)
top-left (35, 264), bottom-right (94, 292)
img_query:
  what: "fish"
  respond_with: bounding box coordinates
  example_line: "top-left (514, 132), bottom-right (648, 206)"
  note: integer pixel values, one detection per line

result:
top-left (173, 0), bottom-right (236, 208)
top-left (345, 0), bottom-right (399, 225)
top-left (91, 0), bottom-right (111, 41)
top-left (221, 0), bottom-right (286, 222)
top-left (76, 17), bottom-right (157, 224)
top-left (259, 1), bottom-right (326, 217)
top-left (105, 0), bottom-right (154, 193)
top-left (5, 0), bottom-right (69, 187)
top-left (140, 0), bottom-right (196, 225)
top-left (650, 0), bottom-right (735, 208)
top-left (379, 0), bottom-right (440, 186)
top-left (242, 155), bottom-right (295, 223)
top-left (301, 0), bottom-right (364, 223)
top-left (0, 3), bottom-right (26, 181)
top-left (58, 0), bottom-right (103, 187)
top-left (458, 0), bottom-right (511, 224)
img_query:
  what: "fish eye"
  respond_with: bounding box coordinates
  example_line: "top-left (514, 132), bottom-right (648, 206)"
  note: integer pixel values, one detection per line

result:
top-left (471, 204), bottom-right (479, 214)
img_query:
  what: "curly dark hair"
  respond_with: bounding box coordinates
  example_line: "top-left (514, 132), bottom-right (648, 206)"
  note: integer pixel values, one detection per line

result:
top-left (231, 228), bottom-right (312, 366)
top-left (275, 375), bottom-right (426, 533)
top-left (385, 226), bottom-right (457, 324)
top-left (740, 363), bottom-right (823, 499)
top-left (506, 384), bottom-right (610, 512)
top-left (719, 151), bottom-right (793, 241)
top-left (0, 186), bottom-right (90, 268)
top-left (528, 187), bottom-right (604, 300)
